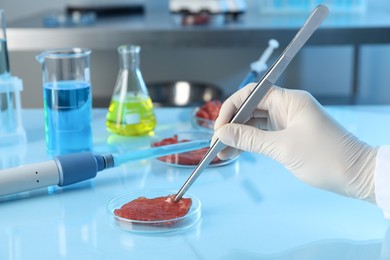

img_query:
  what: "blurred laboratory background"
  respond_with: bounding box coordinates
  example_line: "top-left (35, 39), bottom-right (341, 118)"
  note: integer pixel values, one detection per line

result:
top-left (2, 0), bottom-right (390, 107)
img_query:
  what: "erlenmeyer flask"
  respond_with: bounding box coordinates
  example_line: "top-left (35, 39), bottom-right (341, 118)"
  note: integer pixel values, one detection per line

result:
top-left (106, 45), bottom-right (156, 136)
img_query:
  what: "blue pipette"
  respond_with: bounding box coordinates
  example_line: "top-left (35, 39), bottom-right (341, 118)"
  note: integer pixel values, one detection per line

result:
top-left (238, 39), bottom-right (279, 89)
top-left (0, 139), bottom-right (210, 197)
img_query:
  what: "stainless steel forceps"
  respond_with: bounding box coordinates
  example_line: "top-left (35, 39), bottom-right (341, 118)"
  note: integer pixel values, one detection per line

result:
top-left (174, 4), bottom-right (329, 202)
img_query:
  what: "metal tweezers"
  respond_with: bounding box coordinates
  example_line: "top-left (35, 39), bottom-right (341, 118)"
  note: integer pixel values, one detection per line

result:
top-left (174, 5), bottom-right (329, 202)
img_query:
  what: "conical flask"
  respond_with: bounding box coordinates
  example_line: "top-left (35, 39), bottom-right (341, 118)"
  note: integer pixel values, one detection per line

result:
top-left (106, 45), bottom-right (156, 136)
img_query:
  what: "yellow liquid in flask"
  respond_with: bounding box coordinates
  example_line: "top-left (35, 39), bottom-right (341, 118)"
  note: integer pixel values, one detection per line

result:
top-left (106, 95), bottom-right (156, 136)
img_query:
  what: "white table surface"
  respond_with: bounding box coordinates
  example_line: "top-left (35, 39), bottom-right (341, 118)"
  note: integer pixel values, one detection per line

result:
top-left (0, 106), bottom-right (390, 260)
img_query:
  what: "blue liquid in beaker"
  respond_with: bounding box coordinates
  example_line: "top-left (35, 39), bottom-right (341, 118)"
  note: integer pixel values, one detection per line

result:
top-left (43, 80), bottom-right (92, 155)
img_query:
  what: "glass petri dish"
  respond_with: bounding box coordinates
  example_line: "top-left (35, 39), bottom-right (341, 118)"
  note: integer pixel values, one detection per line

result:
top-left (151, 131), bottom-right (238, 168)
top-left (191, 107), bottom-right (215, 130)
top-left (107, 190), bottom-right (201, 234)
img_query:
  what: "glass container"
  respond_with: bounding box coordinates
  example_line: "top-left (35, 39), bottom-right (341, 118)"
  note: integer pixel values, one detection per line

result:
top-left (0, 10), bottom-right (26, 146)
top-left (106, 45), bottom-right (156, 136)
top-left (151, 131), bottom-right (239, 168)
top-left (107, 190), bottom-right (201, 233)
top-left (36, 48), bottom-right (93, 155)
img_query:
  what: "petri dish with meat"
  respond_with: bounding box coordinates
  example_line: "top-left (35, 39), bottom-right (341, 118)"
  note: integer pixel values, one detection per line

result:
top-left (107, 190), bottom-right (201, 233)
top-left (192, 100), bottom-right (222, 130)
top-left (151, 131), bottom-right (238, 168)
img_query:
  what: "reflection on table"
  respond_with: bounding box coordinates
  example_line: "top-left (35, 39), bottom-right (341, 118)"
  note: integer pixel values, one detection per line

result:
top-left (0, 107), bottom-right (389, 259)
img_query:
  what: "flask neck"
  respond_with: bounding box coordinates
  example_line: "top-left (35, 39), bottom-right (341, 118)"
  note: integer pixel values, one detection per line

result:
top-left (118, 45), bottom-right (141, 70)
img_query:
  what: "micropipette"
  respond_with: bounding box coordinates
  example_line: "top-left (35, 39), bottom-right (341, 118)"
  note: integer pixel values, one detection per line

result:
top-left (0, 139), bottom-right (210, 197)
top-left (238, 39), bottom-right (279, 89)
top-left (174, 4), bottom-right (329, 202)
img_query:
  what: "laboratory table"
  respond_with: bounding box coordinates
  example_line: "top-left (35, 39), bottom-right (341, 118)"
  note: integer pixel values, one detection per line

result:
top-left (0, 107), bottom-right (390, 259)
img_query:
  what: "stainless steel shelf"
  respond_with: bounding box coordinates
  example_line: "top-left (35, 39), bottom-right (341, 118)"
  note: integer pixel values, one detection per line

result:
top-left (7, 9), bottom-right (390, 51)
top-left (7, 8), bottom-right (390, 106)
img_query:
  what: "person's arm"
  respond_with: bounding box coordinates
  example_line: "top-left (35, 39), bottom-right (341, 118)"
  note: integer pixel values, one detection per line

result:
top-left (214, 84), bottom-right (377, 203)
top-left (375, 146), bottom-right (390, 218)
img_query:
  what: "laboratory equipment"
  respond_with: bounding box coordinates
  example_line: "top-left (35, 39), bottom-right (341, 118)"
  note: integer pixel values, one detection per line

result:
top-left (0, 135), bottom-right (27, 169)
top-left (107, 190), bottom-right (201, 233)
top-left (0, 11), bottom-right (8, 76)
top-left (66, 0), bottom-right (145, 17)
top-left (147, 81), bottom-right (222, 107)
top-left (174, 4), bottom-right (329, 202)
top-left (152, 131), bottom-right (238, 167)
top-left (43, 11), bottom-right (96, 27)
top-left (106, 44), bottom-right (156, 136)
top-left (170, 0), bottom-right (246, 25)
top-left (169, 0), bottom-right (246, 16)
top-left (238, 39), bottom-right (279, 89)
top-left (0, 139), bottom-right (209, 197)
top-left (36, 48), bottom-right (93, 155)
top-left (0, 10), bottom-right (26, 146)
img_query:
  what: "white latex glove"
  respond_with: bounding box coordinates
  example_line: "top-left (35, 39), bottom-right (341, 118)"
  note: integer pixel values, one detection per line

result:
top-left (214, 84), bottom-right (378, 203)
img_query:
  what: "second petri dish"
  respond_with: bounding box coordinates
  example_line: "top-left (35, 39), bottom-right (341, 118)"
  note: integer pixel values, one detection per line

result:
top-left (151, 131), bottom-right (238, 168)
top-left (191, 100), bottom-right (222, 131)
top-left (192, 107), bottom-right (215, 130)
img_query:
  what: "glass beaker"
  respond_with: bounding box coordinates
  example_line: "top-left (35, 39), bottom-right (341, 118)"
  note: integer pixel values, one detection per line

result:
top-left (106, 45), bottom-right (156, 136)
top-left (36, 48), bottom-right (93, 155)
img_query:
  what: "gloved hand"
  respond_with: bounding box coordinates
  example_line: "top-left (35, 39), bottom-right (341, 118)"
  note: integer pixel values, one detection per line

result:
top-left (214, 84), bottom-right (378, 203)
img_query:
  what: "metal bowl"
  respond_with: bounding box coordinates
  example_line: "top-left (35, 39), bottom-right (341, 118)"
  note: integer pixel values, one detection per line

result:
top-left (147, 81), bottom-right (222, 107)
